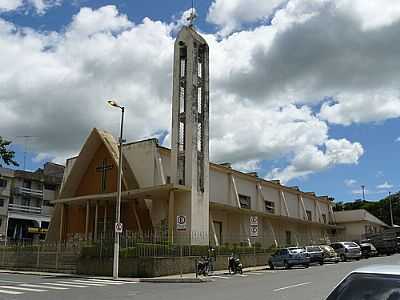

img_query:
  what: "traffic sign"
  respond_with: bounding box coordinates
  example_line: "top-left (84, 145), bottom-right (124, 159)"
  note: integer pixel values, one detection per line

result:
top-left (176, 215), bottom-right (187, 231)
top-left (250, 225), bottom-right (258, 237)
top-left (250, 216), bottom-right (258, 226)
top-left (115, 222), bottom-right (123, 233)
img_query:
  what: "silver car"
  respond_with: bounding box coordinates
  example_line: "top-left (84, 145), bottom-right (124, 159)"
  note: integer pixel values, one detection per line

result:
top-left (330, 242), bottom-right (361, 261)
top-left (327, 265), bottom-right (400, 299)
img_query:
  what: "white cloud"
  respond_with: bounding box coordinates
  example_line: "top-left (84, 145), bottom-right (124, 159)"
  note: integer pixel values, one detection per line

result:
top-left (319, 92), bottom-right (400, 125)
top-left (232, 159), bottom-right (261, 173)
top-left (336, 0), bottom-right (400, 31)
top-left (207, 0), bottom-right (284, 36)
top-left (267, 139), bottom-right (363, 183)
top-left (377, 181), bottom-right (393, 189)
top-left (0, 0), bottom-right (60, 14)
top-left (0, 0), bottom-right (23, 11)
top-left (344, 179), bottom-right (356, 187)
top-left (395, 137), bottom-right (400, 143)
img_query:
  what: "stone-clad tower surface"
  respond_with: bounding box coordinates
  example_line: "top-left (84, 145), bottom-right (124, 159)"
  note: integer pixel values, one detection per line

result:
top-left (170, 25), bottom-right (210, 245)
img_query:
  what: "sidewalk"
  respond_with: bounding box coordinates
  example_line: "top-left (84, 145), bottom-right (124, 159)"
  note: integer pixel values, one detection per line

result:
top-left (0, 265), bottom-right (268, 283)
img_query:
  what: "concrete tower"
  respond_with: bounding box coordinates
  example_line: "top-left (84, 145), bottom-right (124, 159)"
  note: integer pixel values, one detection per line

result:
top-left (170, 24), bottom-right (210, 245)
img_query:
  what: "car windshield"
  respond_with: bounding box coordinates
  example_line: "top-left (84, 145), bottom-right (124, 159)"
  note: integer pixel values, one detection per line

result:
top-left (344, 242), bottom-right (359, 247)
top-left (327, 273), bottom-right (400, 300)
top-left (288, 248), bottom-right (304, 253)
top-left (321, 245), bottom-right (334, 251)
top-left (306, 246), bottom-right (320, 252)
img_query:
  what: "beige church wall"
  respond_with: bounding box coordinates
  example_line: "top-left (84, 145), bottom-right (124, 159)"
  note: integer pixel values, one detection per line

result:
top-left (123, 141), bottom-right (156, 188)
top-left (190, 190), bottom-right (209, 244)
top-left (173, 191), bottom-right (191, 244)
top-left (235, 177), bottom-right (258, 209)
top-left (150, 198), bottom-right (168, 229)
top-left (260, 186), bottom-right (280, 215)
top-left (284, 191), bottom-right (300, 219)
top-left (209, 170), bottom-right (230, 205)
top-left (303, 196), bottom-right (316, 221)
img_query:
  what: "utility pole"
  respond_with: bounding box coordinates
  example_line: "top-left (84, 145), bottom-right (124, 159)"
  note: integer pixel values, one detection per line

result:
top-left (361, 185), bottom-right (366, 201)
top-left (389, 191), bottom-right (394, 227)
top-left (15, 136), bottom-right (38, 171)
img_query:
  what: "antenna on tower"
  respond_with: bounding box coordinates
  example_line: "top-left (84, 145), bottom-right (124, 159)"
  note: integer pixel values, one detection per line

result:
top-left (187, 0), bottom-right (197, 27)
top-left (15, 136), bottom-right (38, 171)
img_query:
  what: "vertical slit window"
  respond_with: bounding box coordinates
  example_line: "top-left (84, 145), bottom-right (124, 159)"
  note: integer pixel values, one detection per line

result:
top-left (179, 87), bottom-right (185, 113)
top-left (197, 122), bottom-right (202, 152)
top-left (179, 122), bottom-right (185, 152)
top-left (197, 87), bottom-right (202, 114)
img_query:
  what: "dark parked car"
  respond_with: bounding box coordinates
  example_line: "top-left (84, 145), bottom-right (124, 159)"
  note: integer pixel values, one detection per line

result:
top-left (326, 265), bottom-right (400, 299)
top-left (268, 247), bottom-right (310, 269)
top-left (319, 245), bottom-right (340, 263)
top-left (304, 246), bottom-right (324, 265)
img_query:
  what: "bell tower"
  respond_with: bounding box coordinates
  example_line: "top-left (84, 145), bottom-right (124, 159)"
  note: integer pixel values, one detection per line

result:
top-left (170, 22), bottom-right (210, 245)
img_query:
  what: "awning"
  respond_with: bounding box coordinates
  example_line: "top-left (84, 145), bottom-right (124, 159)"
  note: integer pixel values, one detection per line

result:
top-left (52, 183), bottom-right (191, 205)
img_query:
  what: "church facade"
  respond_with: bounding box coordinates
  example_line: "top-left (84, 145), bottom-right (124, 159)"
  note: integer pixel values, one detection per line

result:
top-left (47, 25), bottom-right (340, 247)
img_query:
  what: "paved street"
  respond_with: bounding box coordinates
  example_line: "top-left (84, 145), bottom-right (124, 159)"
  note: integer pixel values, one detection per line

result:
top-left (0, 254), bottom-right (398, 300)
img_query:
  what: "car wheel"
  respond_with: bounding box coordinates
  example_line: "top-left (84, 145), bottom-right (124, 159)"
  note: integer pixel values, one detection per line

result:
top-left (284, 261), bottom-right (290, 269)
top-left (304, 263), bottom-right (309, 268)
top-left (356, 258), bottom-right (360, 261)
top-left (269, 262), bottom-right (275, 270)
top-left (319, 260), bottom-right (324, 265)
top-left (335, 259), bottom-right (339, 264)
top-left (340, 254), bottom-right (346, 262)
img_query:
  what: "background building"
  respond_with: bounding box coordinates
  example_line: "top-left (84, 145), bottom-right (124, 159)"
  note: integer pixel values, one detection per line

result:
top-left (0, 162), bottom-right (64, 241)
top-left (333, 209), bottom-right (389, 241)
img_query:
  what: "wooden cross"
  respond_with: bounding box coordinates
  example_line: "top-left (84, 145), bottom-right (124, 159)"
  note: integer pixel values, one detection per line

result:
top-left (96, 159), bottom-right (113, 193)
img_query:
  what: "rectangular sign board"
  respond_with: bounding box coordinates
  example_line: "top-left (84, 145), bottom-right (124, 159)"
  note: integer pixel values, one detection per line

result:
top-left (250, 225), bottom-right (258, 237)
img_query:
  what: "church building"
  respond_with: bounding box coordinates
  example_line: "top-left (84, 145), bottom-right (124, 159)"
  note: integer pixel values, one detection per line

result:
top-left (47, 24), bottom-right (340, 247)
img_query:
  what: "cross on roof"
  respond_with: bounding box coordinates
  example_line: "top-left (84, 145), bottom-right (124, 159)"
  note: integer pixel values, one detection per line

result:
top-left (187, 0), bottom-right (197, 26)
top-left (96, 159), bottom-right (113, 193)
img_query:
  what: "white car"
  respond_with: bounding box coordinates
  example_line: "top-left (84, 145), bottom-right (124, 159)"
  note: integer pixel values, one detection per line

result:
top-left (326, 265), bottom-right (400, 299)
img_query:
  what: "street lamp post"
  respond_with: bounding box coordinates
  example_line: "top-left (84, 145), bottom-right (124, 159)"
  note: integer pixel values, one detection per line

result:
top-left (107, 100), bottom-right (125, 279)
top-left (389, 191), bottom-right (394, 227)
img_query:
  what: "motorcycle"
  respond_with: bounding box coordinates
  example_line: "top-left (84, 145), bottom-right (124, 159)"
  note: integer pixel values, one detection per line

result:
top-left (228, 255), bottom-right (243, 274)
top-left (197, 256), bottom-right (209, 276)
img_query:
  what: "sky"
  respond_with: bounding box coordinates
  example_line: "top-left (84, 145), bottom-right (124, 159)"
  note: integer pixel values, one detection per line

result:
top-left (1, 0), bottom-right (400, 202)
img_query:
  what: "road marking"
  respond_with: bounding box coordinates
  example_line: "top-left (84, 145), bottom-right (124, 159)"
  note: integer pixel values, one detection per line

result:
top-left (0, 285), bottom-right (46, 292)
top-left (0, 280), bottom-right (24, 284)
top-left (86, 279), bottom-right (126, 285)
top-left (246, 272), bottom-right (265, 275)
top-left (0, 289), bottom-right (24, 295)
top-left (71, 280), bottom-right (107, 286)
top-left (273, 282), bottom-right (312, 292)
top-left (20, 284), bottom-right (69, 290)
top-left (56, 282), bottom-right (91, 287)
top-left (43, 282), bottom-right (88, 288)
top-left (209, 275), bottom-right (230, 279)
top-left (238, 274), bottom-right (248, 277)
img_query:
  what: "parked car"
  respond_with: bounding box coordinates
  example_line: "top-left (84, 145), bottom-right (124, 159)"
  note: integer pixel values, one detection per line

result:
top-left (330, 242), bottom-right (361, 261)
top-left (359, 242), bottom-right (378, 258)
top-left (304, 246), bottom-right (324, 265)
top-left (326, 265), bottom-right (400, 299)
top-left (319, 245), bottom-right (340, 263)
top-left (268, 247), bottom-right (310, 269)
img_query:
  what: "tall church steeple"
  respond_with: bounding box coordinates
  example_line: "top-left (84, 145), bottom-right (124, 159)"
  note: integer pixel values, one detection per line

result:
top-left (170, 25), bottom-right (210, 244)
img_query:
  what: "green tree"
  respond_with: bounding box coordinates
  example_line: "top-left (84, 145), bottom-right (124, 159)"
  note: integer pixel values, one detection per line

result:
top-left (0, 136), bottom-right (19, 167)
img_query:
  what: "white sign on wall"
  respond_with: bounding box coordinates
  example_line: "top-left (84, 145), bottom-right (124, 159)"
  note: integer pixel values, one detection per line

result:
top-left (176, 215), bottom-right (187, 231)
top-left (250, 225), bottom-right (259, 237)
top-left (250, 216), bottom-right (258, 226)
top-left (115, 222), bottom-right (123, 233)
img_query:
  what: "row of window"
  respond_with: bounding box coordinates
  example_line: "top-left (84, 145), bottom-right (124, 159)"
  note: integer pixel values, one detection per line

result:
top-left (0, 179), bottom-right (56, 191)
top-left (238, 193), bottom-right (328, 224)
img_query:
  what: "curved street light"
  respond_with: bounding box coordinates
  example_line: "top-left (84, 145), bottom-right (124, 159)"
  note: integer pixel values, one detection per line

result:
top-left (107, 99), bottom-right (125, 279)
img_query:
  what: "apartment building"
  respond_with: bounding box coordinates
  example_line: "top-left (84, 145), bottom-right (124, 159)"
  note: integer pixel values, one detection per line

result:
top-left (0, 162), bottom-right (64, 241)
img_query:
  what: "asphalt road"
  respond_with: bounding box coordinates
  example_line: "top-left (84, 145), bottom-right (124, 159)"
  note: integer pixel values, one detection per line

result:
top-left (0, 254), bottom-right (399, 300)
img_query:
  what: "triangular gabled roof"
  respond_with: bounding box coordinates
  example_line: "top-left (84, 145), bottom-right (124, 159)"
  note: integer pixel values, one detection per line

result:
top-left (59, 128), bottom-right (138, 199)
